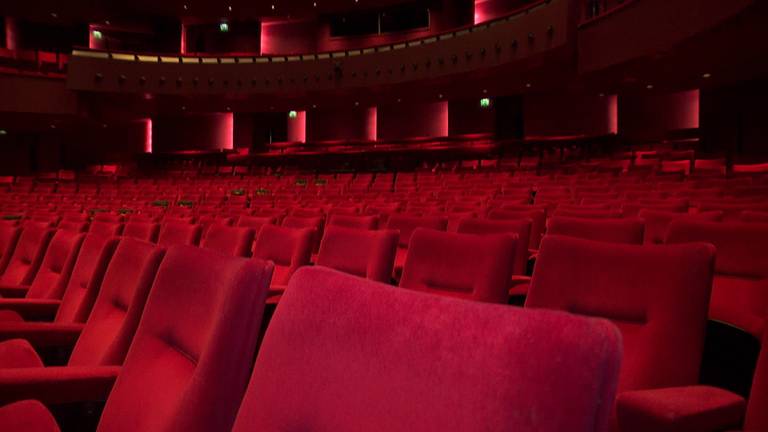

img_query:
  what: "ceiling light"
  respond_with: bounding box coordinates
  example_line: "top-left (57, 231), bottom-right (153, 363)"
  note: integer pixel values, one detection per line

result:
top-left (271, 4), bottom-right (275, 10)
top-left (646, 84), bottom-right (654, 89)
top-left (183, 4), bottom-right (188, 10)
top-left (313, 1), bottom-right (317, 6)
top-left (702, 73), bottom-right (712, 79)
top-left (0, 130), bottom-right (7, 135)
top-left (525, 83), bottom-right (531, 88)
top-left (105, 20), bottom-right (111, 25)
top-left (50, 124), bottom-right (57, 129)
top-left (50, 12), bottom-right (58, 18)
top-left (354, 101), bottom-right (360, 106)
top-left (227, 5), bottom-right (232, 11)
top-left (599, 93), bottom-right (605, 97)
top-left (226, 106), bottom-right (231, 111)
top-left (438, 94), bottom-right (443, 99)
top-left (181, 106), bottom-right (187, 110)
top-left (311, 104), bottom-right (317, 109)
top-left (482, 89), bottom-right (488, 94)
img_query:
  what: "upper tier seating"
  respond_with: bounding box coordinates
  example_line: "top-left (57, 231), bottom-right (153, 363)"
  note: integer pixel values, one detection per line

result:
top-left (316, 226), bottom-right (398, 282)
top-left (399, 229), bottom-right (516, 303)
top-left (0, 246), bottom-right (274, 431)
top-left (526, 235), bottom-right (715, 426)
top-left (232, 266), bottom-right (621, 432)
top-left (665, 220), bottom-right (768, 339)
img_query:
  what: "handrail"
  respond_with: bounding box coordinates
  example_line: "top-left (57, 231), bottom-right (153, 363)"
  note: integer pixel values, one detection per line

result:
top-left (72, 0), bottom-right (551, 64)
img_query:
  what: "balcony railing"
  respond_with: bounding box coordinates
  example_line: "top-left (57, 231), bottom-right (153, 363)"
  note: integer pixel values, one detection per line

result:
top-left (0, 48), bottom-right (69, 77)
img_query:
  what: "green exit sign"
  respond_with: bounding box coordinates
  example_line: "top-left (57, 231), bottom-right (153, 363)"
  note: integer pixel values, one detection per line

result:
top-left (288, 110), bottom-right (298, 119)
top-left (480, 98), bottom-right (491, 108)
top-left (219, 23), bottom-right (229, 32)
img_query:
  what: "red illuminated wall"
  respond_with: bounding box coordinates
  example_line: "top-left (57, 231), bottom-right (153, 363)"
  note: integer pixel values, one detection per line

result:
top-left (377, 102), bottom-right (449, 141)
top-left (287, 111), bottom-right (307, 143)
top-left (619, 89), bottom-right (699, 141)
top-left (152, 113), bottom-right (234, 152)
top-left (475, 0), bottom-right (538, 24)
top-left (307, 107), bottom-right (376, 142)
top-left (260, 20), bottom-right (319, 55)
top-left (524, 93), bottom-right (617, 138)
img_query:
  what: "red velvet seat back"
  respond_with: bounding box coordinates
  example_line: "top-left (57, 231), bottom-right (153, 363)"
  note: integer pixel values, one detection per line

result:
top-left (0, 223), bottom-right (55, 285)
top-left (89, 221), bottom-right (123, 237)
top-left (527, 235), bottom-right (715, 392)
top-left (487, 208), bottom-right (545, 250)
top-left (201, 225), bottom-right (255, 257)
top-left (232, 267), bottom-right (622, 432)
top-left (0, 226), bottom-right (21, 275)
top-left (457, 218), bottom-right (530, 276)
top-left (282, 215), bottom-right (325, 251)
top-left (236, 215), bottom-right (276, 231)
top-left (57, 220), bottom-right (88, 233)
top-left (252, 225), bottom-right (313, 286)
top-left (55, 234), bottom-right (119, 324)
top-left (157, 223), bottom-right (202, 247)
top-left (97, 246), bottom-right (273, 432)
top-left (122, 222), bottom-right (159, 243)
top-left (638, 209), bottom-right (722, 244)
top-left (327, 214), bottom-right (379, 230)
top-left (745, 329), bottom-right (768, 431)
top-left (400, 229), bottom-right (516, 303)
top-left (384, 214), bottom-right (448, 248)
top-left (553, 208), bottom-right (624, 219)
top-left (68, 238), bottom-right (165, 367)
top-left (741, 210), bottom-right (768, 223)
top-left (316, 226), bottom-right (398, 282)
top-left (666, 220), bottom-right (768, 338)
top-left (546, 216), bottom-right (644, 244)
top-left (25, 230), bottom-right (85, 300)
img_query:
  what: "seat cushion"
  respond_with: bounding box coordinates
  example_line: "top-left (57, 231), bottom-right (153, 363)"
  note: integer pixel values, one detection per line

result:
top-left (0, 400), bottom-right (60, 432)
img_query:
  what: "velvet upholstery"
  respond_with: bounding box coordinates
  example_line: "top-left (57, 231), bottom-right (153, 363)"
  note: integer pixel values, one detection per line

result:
top-left (316, 226), bottom-right (398, 282)
top-left (527, 235), bottom-right (714, 393)
top-left (22, 230), bottom-right (85, 300)
top-left (0, 223), bottom-right (55, 286)
top-left (122, 222), bottom-right (159, 243)
top-left (252, 225), bottom-right (313, 287)
top-left (399, 229), bottom-right (516, 303)
top-left (201, 225), bottom-right (255, 257)
top-left (157, 223), bottom-right (202, 247)
top-left (327, 214), bottom-right (379, 230)
top-left (666, 220), bottom-right (768, 338)
top-left (546, 216), bottom-right (644, 244)
top-left (88, 221), bottom-right (123, 237)
top-left (97, 246), bottom-right (273, 432)
top-left (57, 220), bottom-right (88, 233)
top-left (0, 400), bottom-right (59, 432)
top-left (457, 218), bottom-right (530, 276)
top-left (236, 215), bottom-right (276, 231)
top-left (741, 211), bottom-right (768, 223)
top-left (232, 266), bottom-right (622, 432)
top-left (487, 208), bottom-right (546, 250)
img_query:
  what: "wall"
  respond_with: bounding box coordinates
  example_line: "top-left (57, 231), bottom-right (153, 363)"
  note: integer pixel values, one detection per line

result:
top-left (307, 106), bottom-right (376, 142)
top-left (475, 0), bottom-right (539, 23)
top-left (287, 111), bottom-right (307, 142)
top-left (183, 21), bottom-right (260, 54)
top-left (449, 98), bottom-right (496, 135)
top-left (525, 93), bottom-right (617, 137)
top-left (260, 20), bottom-right (319, 55)
top-left (701, 80), bottom-right (768, 157)
top-left (619, 89), bottom-right (699, 141)
top-left (377, 101), bottom-right (449, 141)
top-left (152, 113), bottom-right (233, 152)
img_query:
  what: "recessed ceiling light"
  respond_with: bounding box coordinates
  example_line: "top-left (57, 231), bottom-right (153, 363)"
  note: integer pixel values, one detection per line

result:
top-left (50, 12), bottom-right (58, 18)
top-left (102, 123), bottom-right (108, 128)
top-left (397, 98), bottom-right (402, 102)
top-left (312, 104), bottom-right (317, 108)
top-left (183, 4), bottom-right (188, 10)
top-left (50, 124), bottom-right (57, 129)
top-left (181, 106), bottom-right (187, 110)
top-left (271, 4), bottom-right (275, 10)
top-left (313, 1), bottom-right (317, 6)
top-left (226, 106), bottom-right (231, 111)
top-left (0, 130), bottom-right (7, 135)
top-left (599, 93), bottom-right (605, 97)
top-left (354, 101), bottom-right (360, 106)
top-left (227, 5), bottom-right (232, 11)
top-left (702, 73), bottom-right (712, 79)
top-left (482, 89), bottom-right (488, 94)
top-left (105, 20), bottom-right (111, 25)
top-left (525, 83), bottom-right (531, 88)
top-left (438, 94), bottom-right (443, 99)
top-left (646, 84), bottom-right (654, 89)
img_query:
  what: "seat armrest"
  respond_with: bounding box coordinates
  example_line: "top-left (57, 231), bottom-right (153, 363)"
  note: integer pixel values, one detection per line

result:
top-left (0, 323), bottom-right (84, 349)
top-left (616, 386), bottom-right (746, 432)
top-left (0, 299), bottom-right (61, 321)
top-left (0, 285), bottom-right (30, 298)
top-left (510, 275), bottom-right (531, 286)
top-left (0, 365), bottom-right (121, 405)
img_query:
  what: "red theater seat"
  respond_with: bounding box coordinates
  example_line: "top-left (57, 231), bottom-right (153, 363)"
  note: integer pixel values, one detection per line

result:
top-left (546, 216), bottom-right (645, 244)
top-left (88, 221), bottom-right (123, 237)
top-left (316, 226), bottom-right (398, 282)
top-left (0, 246), bottom-right (273, 431)
top-left (526, 236), bottom-right (715, 425)
top-left (399, 229), bottom-right (516, 304)
top-left (157, 223), bottom-right (202, 247)
top-left (553, 208), bottom-right (624, 219)
top-left (231, 266), bottom-right (621, 432)
top-left (236, 215), bottom-right (276, 231)
top-left (639, 209), bottom-right (723, 244)
top-left (0, 238), bottom-right (165, 406)
top-left (666, 220), bottom-right (768, 339)
top-left (122, 221), bottom-right (159, 243)
top-left (487, 208), bottom-right (546, 250)
top-left (385, 214), bottom-right (448, 278)
top-left (741, 211), bottom-right (768, 223)
top-left (201, 225), bottom-right (255, 257)
top-left (0, 226), bottom-right (21, 275)
top-left (282, 215), bottom-right (324, 252)
top-left (252, 225), bottom-right (313, 293)
top-left (56, 220), bottom-right (88, 233)
top-left (0, 224), bottom-right (55, 288)
top-left (327, 214), bottom-right (379, 230)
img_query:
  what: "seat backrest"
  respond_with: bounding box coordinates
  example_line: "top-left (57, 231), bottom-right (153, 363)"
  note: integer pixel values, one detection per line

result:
top-left (546, 216), bottom-right (644, 244)
top-left (25, 230), bottom-right (86, 300)
top-left (638, 209), bottom-right (722, 244)
top-left (67, 238), bottom-right (165, 367)
top-left (123, 221), bottom-right (159, 243)
top-left (202, 225), bottom-right (255, 257)
top-left (553, 208), bottom-right (624, 219)
top-left (55, 234), bottom-right (120, 324)
top-left (384, 214), bottom-right (448, 248)
top-left (0, 225), bottom-right (21, 275)
top-left (252, 225), bottom-right (313, 286)
top-left (666, 220), bottom-right (768, 338)
top-left (282, 215), bottom-right (324, 250)
top-left (457, 218), bottom-right (530, 276)
top-left (526, 235), bottom-right (715, 392)
top-left (400, 229), bottom-right (516, 304)
top-left (745, 328), bottom-right (768, 431)
top-left (93, 213), bottom-right (122, 223)
top-left (89, 221), bottom-right (123, 237)
top-left (236, 215), bottom-right (276, 231)
top-left (487, 208), bottom-right (546, 250)
top-left (327, 214), bottom-right (379, 230)
top-left (0, 223), bottom-right (55, 285)
top-left (741, 210), bottom-right (768, 224)
top-left (96, 246), bottom-right (273, 432)
top-left (316, 226), bottom-right (398, 282)
top-left (157, 223), bottom-right (202, 247)
top-left (232, 267), bottom-right (621, 432)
